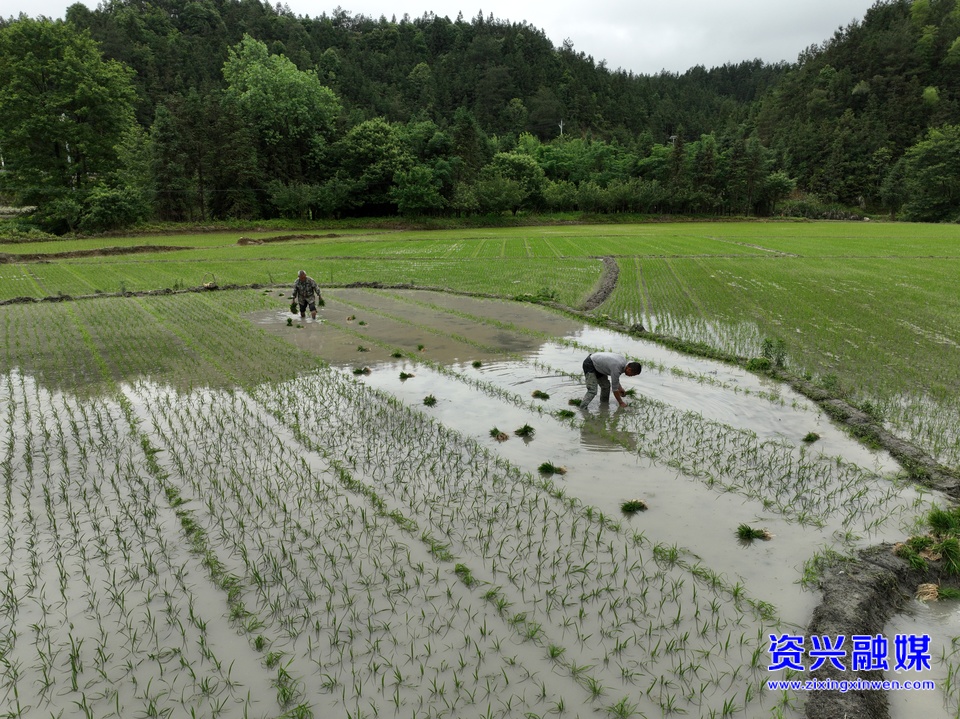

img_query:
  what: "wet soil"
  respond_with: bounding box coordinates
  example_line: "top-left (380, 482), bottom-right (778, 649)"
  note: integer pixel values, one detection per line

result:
top-left (581, 255), bottom-right (619, 310)
top-left (0, 245), bottom-right (188, 262)
top-left (236, 232), bottom-right (341, 245)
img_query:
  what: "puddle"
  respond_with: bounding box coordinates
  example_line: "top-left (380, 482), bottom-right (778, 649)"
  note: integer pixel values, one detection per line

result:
top-left (885, 600), bottom-right (960, 719)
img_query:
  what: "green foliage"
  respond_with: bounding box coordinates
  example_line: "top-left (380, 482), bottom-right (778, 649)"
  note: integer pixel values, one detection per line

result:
top-left (899, 125), bottom-right (960, 221)
top-left (929, 506), bottom-right (960, 537)
top-left (336, 118), bottom-right (412, 213)
top-left (761, 338), bottom-right (787, 368)
top-left (79, 184), bottom-right (150, 232)
top-left (390, 165), bottom-right (446, 216)
top-left (745, 357), bottom-right (772, 372)
top-left (0, 17), bottom-right (136, 227)
top-left (223, 35), bottom-right (340, 182)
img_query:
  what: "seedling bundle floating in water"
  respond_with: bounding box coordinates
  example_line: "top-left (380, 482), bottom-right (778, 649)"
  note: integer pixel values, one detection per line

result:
top-left (621, 499), bottom-right (648, 514)
top-left (736, 524), bottom-right (773, 541)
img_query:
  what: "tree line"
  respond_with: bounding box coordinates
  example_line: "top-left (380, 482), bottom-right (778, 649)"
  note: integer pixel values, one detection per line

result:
top-left (1, 0), bottom-right (959, 233)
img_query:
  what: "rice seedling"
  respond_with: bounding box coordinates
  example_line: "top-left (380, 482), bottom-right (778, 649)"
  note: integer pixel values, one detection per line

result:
top-left (735, 524), bottom-right (772, 541)
top-left (423, 395), bottom-right (437, 407)
top-left (514, 424), bottom-right (535, 438)
top-left (399, 372), bottom-right (415, 381)
top-left (489, 428), bottom-right (509, 442)
top-left (286, 318), bottom-right (293, 326)
top-left (568, 398), bottom-right (582, 407)
top-left (472, 361), bottom-right (483, 368)
top-left (352, 367), bottom-right (371, 376)
top-left (801, 432), bottom-right (820, 443)
top-left (620, 500), bottom-right (648, 514)
top-left (532, 390), bottom-right (550, 400)
top-left (454, 564), bottom-right (476, 587)
top-left (555, 409), bottom-right (576, 419)
top-left (417, 344), bottom-right (426, 351)
top-left (357, 345), bottom-right (369, 352)
top-left (391, 351), bottom-right (403, 358)
top-left (538, 462), bottom-right (567, 476)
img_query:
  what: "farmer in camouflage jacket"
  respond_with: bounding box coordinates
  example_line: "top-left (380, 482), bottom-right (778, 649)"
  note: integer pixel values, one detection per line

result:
top-left (292, 270), bottom-right (321, 320)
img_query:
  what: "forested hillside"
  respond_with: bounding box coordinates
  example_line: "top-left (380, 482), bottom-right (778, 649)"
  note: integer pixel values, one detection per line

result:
top-left (1, 0), bottom-right (959, 232)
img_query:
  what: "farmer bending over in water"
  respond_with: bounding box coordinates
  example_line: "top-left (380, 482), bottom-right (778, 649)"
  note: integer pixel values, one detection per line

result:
top-left (581, 352), bottom-right (642, 408)
top-left (292, 270), bottom-right (322, 320)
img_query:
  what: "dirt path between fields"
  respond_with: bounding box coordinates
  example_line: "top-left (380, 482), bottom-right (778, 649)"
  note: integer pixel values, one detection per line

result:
top-left (581, 256), bottom-right (619, 310)
top-left (0, 245), bottom-right (187, 263)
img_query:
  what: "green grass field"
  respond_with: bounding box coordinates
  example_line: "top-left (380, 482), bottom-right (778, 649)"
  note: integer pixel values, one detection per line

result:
top-left (4, 220), bottom-right (958, 468)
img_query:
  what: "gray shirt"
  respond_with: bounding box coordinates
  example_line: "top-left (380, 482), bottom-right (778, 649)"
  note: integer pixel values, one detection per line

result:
top-left (588, 352), bottom-right (628, 391)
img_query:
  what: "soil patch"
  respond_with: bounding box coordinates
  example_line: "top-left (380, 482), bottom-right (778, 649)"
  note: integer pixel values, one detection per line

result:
top-left (0, 245), bottom-right (186, 263)
top-left (581, 256), bottom-right (619, 310)
top-left (236, 233), bottom-right (340, 245)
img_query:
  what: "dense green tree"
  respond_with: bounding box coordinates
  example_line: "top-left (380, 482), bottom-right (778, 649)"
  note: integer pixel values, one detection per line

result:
top-left (335, 118), bottom-right (412, 214)
top-left (488, 152), bottom-right (547, 211)
top-left (222, 35), bottom-right (341, 182)
top-left (9, 0), bottom-right (960, 224)
top-left (474, 172), bottom-right (524, 214)
top-left (0, 16), bottom-right (136, 227)
top-left (898, 123), bottom-right (960, 220)
top-left (390, 165), bottom-right (446, 215)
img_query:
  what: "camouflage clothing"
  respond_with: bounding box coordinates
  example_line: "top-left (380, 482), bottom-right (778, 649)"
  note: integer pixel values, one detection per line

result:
top-left (292, 275), bottom-right (319, 303)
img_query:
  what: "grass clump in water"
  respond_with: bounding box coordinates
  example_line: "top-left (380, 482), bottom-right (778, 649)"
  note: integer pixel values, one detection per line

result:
top-left (514, 424), bottom-right (535, 438)
top-left (454, 563), bottom-right (476, 587)
top-left (620, 499), bottom-right (648, 514)
top-left (736, 524), bottom-right (772, 541)
top-left (489, 427), bottom-right (509, 442)
top-left (538, 461), bottom-right (566, 476)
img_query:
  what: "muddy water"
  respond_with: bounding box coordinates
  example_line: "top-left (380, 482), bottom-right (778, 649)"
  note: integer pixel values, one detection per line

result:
top-left (251, 290), bottom-right (934, 626)
top-left (885, 601), bottom-right (960, 719)
top-left (359, 361), bottom-right (923, 629)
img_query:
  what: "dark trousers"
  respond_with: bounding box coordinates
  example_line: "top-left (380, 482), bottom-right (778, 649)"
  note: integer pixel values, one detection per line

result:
top-left (582, 354), bottom-right (611, 406)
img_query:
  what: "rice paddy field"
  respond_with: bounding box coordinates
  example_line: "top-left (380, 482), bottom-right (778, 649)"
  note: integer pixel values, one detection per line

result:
top-left (1, 221), bottom-right (959, 719)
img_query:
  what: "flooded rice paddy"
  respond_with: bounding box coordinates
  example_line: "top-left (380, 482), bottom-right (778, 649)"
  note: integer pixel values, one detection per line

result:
top-left (1, 288), bottom-right (954, 719)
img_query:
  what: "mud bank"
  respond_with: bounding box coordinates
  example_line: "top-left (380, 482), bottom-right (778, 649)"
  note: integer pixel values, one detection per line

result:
top-left (806, 546), bottom-right (959, 719)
